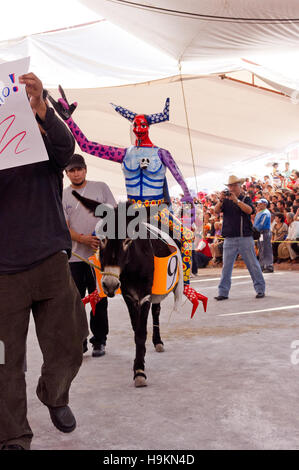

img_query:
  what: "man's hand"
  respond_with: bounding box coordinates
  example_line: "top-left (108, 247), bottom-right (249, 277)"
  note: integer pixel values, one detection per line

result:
top-left (19, 73), bottom-right (47, 120)
top-left (219, 191), bottom-right (228, 202)
top-left (229, 192), bottom-right (239, 205)
top-left (79, 234), bottom-right (100, 250)
top-left (47, 85), bottom-right (77, 120)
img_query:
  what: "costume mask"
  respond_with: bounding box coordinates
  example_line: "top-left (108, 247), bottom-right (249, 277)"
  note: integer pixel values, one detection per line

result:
top-left (111, 98), bottom-right (170, 147)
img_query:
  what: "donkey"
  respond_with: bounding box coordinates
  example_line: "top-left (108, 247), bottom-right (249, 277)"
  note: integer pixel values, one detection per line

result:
top-left (72, 191), bottom-right (182, 387)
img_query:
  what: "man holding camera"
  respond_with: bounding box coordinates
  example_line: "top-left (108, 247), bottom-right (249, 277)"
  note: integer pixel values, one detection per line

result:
top-left (214, 175), bottom-right (265, 301)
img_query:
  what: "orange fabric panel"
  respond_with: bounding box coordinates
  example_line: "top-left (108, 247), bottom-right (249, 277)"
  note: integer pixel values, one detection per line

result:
top-left (152, 248), bottom-right (179, 295)
top-left (88, 254), bottom-right (121, 298)
top-left (89, 246), bottom-right (179, 297)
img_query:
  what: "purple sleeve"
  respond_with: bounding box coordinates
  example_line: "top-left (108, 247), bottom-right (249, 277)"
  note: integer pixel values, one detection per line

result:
top-left (65, 116), bottom-right (126, 163)
top-left (158, 148), bottom-right (193, 202)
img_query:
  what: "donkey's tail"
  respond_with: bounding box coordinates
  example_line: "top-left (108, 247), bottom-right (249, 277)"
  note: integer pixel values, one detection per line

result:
top-left (173, 248), bottom-right (183, 311)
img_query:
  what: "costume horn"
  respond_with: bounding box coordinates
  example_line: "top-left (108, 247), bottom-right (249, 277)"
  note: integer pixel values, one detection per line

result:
top-left (111, 98), bottom-right (170, 125)
top-left (110, 103), bottom-right (137, 122)
top-left (146, 98), bottom-right (170, 125)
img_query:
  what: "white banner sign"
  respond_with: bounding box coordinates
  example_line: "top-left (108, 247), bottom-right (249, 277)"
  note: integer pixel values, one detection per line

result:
top-left (0, 57), bottom-right (48, 171)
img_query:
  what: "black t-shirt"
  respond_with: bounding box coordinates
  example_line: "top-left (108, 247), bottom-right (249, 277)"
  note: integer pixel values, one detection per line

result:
top-left (0, 107), bottom-right (75, 274)
top-left (221, 195), bottom-right (254, 238)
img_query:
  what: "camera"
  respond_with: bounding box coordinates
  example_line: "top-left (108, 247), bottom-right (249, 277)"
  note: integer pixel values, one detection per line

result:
top-left (223, 189), bottom-right (230, 197)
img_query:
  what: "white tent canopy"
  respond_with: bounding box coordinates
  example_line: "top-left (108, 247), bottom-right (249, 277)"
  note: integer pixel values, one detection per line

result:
top-left (1, 1), bottom-right (299, 196)
top-left (82, 0), bottom-right (299, 63)
top-left (54, 74), bottom-right (299, 197)
top-left (3, 1), bottom-right (299, 87)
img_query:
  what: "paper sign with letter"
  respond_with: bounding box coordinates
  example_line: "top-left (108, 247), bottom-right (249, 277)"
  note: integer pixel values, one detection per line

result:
top-left (0, 57), bottom-right (48, 171)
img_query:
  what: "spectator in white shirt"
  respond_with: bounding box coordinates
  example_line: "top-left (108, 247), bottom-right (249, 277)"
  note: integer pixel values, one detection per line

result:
top-left (286, 212), bottom-right (299, 262)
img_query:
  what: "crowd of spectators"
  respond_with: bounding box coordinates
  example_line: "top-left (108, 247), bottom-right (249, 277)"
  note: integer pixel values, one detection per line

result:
top-left (171, 161), bottom-right (299, 272)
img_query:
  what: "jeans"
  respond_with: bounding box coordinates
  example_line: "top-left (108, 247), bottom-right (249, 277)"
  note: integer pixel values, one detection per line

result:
top-left (218, 236), bottom-right (265, 297)
top-left (70, 262), bottom-right (109, 347)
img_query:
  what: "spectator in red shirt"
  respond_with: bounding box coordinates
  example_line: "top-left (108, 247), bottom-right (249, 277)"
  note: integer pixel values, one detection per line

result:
top-left (192, 232), bottom-right (212, 274)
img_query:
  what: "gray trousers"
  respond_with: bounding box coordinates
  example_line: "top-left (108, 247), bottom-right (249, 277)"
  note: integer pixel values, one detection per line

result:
top-left (257, 230), bottom-right (273, 269)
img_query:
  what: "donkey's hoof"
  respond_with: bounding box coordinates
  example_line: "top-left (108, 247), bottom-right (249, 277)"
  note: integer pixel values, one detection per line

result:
top-left (155, 343), bottom-right (165, 353)
top-left (134, 376), bottom-right (147, 387)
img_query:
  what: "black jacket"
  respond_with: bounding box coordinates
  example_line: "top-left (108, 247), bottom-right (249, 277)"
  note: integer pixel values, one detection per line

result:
top-left (0, 107), bottom-right (75, 274)
top-left (221, 195), bottom-right (254, 238)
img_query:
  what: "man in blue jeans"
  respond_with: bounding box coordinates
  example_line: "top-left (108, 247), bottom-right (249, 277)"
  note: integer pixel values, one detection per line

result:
top-left (214, 175), bottom-right (265, 300)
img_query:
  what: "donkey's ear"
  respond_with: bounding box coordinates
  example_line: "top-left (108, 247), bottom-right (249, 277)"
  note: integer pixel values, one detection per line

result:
top-left (99, 238), bottom-right (108, 251)
top-left (72, 190), bottom-right (100, 215)
top-left (122, 238), bottom-right (133, 251)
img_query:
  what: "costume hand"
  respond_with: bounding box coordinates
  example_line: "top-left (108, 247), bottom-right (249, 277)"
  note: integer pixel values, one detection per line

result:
top-left (47, 85), bottom-right (77, 120)
top-left (190, 205), bottom-right (196, 224)
top-left (180, 195), bottom-right (195, 223)
top-left (180, 195), bottom-right (193, 204)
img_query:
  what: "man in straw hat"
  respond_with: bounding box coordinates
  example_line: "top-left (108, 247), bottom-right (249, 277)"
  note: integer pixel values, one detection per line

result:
top-left (214, 175), bottom-right (265, 300)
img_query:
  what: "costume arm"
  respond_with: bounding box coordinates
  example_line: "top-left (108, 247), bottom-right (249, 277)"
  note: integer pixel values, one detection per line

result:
top-left (48, 89), bottom-right (126, 163)
top-left (158, 149), bottom-right (193, 201)
top-left (159, 148), bottom-right (195, 223)
top-left (65, 116), bottom-right (126, 163)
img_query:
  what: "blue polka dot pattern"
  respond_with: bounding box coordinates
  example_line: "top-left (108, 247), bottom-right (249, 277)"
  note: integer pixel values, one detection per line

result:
top-left (147, 98), bottom-right (170, 125)
top-left (110, 98), bottom-right (170, 126)
top-left (110, 103), bottom-right (137, 122)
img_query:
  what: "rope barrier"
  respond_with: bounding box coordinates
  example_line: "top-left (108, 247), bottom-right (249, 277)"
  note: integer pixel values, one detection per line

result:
top-left (198, 236), bottom-right (299, 244)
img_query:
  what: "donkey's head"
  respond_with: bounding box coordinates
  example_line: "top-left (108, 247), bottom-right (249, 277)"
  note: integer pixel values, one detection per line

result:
top-left (98, 201), bottom-right (145, 297)
top-left (98, 236), bottom-right (132, 297)
top-left (72, 191), bottom-right (139, 297)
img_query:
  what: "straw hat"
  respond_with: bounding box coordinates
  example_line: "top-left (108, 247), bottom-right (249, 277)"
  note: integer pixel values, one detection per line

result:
top-left (225, 175), bottom-right (245, 186)
top-left (278, 242), bottom-right (290, 260)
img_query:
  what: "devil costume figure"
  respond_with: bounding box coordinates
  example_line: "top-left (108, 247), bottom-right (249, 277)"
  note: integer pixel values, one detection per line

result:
top-left (48, 88), bottom-right (207, 317)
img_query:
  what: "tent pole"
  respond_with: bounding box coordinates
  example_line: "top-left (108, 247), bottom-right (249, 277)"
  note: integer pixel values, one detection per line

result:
top-left (220, 74), bottom-right (285, 97)
top-left (178, 62), bottom-right (199, 195)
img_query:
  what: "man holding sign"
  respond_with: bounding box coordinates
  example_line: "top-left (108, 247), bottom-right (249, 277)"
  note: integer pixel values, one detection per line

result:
top-left (0, 60), bottom-right (88, 450)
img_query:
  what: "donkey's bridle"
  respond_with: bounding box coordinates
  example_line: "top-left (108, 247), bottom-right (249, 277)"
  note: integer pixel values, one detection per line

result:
top-left (72, 252), bottom-right (120, 280)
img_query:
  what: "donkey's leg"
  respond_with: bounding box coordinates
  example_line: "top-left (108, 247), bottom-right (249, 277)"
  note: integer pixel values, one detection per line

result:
top-left (134, 296), bottom-right (151, 387)
top-left (123, 294), bottom-right (149, 387)
top-left (123, 294), bottom-right (138, 332)
top-left (151, 303), bottom-right (164, 352)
